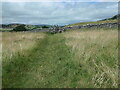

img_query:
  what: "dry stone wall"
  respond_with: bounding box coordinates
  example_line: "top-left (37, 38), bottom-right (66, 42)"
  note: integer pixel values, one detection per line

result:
top-left (64, 22), bottom-right (118, 30)
top-left (48, 22), bottom-right (118, 34)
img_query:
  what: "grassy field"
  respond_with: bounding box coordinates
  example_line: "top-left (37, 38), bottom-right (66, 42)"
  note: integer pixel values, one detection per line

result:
top-left (2, 32), bottom-right (45, 61)
top-left (2, 28), bottom-right (118, 88)
top-left (63, 29), bottom-right (118, 88)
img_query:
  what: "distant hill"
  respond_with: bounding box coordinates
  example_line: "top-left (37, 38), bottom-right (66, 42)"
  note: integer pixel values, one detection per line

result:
top-left (65, 15), bottom-right (118, 27)
top-left (101, 14), bottom-right (119, 21)
top-left (2, 24), bottom-right (21, 28)
top-left (1, 23), bottom-right (54, 29)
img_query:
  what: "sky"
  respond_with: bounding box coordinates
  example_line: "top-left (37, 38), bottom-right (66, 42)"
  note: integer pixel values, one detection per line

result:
top-left (1, 0), bottom-right (118, 25)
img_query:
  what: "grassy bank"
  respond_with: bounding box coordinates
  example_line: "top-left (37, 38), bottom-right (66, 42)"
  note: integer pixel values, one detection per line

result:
top-left (2, 28), bottom-right (118, 88)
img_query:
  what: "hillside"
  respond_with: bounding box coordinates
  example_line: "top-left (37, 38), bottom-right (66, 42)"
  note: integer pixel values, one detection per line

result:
top-left (65, 15), bottom-right (118, 27)
top-left (1, 24), bottom-right (53, 29)
top-left (102, 14), bottom-right (118, 21)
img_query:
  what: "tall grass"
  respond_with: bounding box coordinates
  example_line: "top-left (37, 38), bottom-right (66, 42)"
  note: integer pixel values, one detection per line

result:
top-left (63, 29), bottom-right (118, 88)
top-left (2, 32), bottom-right (45, 63)
top-left (3, 34), bottom-right (77, 88)
top-left (2, 28), bottom-right (118, 88)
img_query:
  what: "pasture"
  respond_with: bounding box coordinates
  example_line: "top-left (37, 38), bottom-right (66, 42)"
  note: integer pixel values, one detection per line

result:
top-left (2, 28), bottom-right (118, 88)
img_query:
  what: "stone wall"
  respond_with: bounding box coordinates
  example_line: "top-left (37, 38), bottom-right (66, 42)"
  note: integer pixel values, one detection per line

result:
top-left (47, 22), bottom-right (118, 34)
top-left (48, 27), bottom-right (65, 34)
top-left (64, 22), bottom-right (118, 30)
top-left (1, 22), bottom-right (117, 33)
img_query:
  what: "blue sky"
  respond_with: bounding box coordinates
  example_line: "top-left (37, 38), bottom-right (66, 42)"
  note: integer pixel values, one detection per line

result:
top-left (2, 1), bottom-right (118, 25)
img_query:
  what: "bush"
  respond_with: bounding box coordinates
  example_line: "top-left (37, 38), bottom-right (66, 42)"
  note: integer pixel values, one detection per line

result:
top-left (13, 24), bottom-right (28, 31)
top-left (42, 25), bottom-right (49, 28)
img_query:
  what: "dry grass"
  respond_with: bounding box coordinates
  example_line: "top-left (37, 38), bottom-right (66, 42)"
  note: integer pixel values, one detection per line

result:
top-left (63, 29), bottom-right (118, 88)
top-left (2, 32), bottom-right (45, 62)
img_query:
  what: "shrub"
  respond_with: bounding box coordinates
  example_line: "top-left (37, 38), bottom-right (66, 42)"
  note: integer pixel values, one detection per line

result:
top-left (42, 25), bottom-right (49, 28)
top-left (13, 24), bottom-right (28, 31)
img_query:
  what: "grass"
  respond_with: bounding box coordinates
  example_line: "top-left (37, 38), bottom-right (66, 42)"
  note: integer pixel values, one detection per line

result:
top-left (2, 32), bottom-right (45, 62)
top-left (0, 28), bottom-right (13, 31)
top-left (3, 33), bottom-right (78, 88)
top-left (2, 27), bottom-right (118, 88)
top-left (63, 28), bottom-right (118, 88)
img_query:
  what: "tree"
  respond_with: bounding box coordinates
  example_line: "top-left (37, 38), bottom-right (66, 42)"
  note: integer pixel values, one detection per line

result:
top-left (42, 25), bottom-right (49, 28)
top-left (13, 24), bottom-right (28, 31)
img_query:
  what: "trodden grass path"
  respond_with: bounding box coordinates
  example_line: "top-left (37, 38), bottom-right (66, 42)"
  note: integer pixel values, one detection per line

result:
top-left (3, 30), bottom-right (118, 88)
top-left (3, 33), bottom-right (93, 88)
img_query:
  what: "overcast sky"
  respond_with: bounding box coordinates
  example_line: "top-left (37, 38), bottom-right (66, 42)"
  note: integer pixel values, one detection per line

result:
top-left (2, 0), bottom-right (118, 25)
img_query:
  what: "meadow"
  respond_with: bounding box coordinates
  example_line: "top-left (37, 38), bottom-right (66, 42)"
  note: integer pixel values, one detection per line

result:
top-left (2, 27), bottom-right (118, 88)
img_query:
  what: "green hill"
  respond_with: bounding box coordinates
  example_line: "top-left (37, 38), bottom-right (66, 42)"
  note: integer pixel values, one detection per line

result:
top-left (65, 15), bottom-right (118, 27)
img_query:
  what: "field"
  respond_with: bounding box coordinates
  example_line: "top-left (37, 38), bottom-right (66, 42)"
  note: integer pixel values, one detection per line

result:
top-left (2, 28), bottom-right (118, 88)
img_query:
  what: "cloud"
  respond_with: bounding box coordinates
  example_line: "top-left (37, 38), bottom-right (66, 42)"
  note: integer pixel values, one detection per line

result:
top-left (96, 0), bottom-right (119, 1)
top-left (2, 0), bottom-right (119, 2)
top-left (2, 2), bottom-right (118, 25)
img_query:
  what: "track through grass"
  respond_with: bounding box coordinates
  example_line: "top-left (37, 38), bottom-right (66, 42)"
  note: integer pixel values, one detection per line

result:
top-left (2, 30), bottom-right (118, 88)
top-left (3, 33), bottom-right (88, 88)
